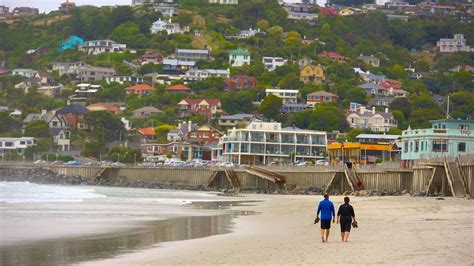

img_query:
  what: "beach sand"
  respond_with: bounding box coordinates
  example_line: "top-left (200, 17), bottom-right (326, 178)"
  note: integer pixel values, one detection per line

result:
top-left (83, 195), bottom-right (474, 265)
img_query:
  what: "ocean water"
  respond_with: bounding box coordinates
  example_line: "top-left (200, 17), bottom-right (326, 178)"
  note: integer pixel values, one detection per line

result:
top-left (0, 181), bottom-right (253, 264)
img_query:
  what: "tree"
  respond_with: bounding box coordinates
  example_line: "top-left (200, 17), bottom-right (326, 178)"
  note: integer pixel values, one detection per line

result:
top-left (278, 73), bottom-right (303, 90)
top-left (345, 88), bottom-right (367, 104)
top-left (84, 111), bottom-right (125, 144)
top-left (259, 94), bottom-right (283, 120)
top-left (308, 103), bottom-right (348, 132)
top-left (221, 91), bottom-right (255, 114)
top-left (154, 124), bottom-right (175, 142)
top-left (407, 109), bottom-right (444, 129)
top-left (108, 146), bottom-right (142, 164)
top-left (24, 120), bottom-right (50, 138)
top-left (0, 112), bottom-right (20, 133)
top-left (390, 97), bottom-right (412, 118)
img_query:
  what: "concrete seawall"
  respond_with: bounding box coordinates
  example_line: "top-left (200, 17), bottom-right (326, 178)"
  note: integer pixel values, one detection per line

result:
top-left (1, 163), bottom-right (473, 196)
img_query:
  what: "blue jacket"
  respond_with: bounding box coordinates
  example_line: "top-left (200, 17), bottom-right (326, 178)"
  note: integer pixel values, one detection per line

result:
top-left (316, 198), bottom-right (335, 221)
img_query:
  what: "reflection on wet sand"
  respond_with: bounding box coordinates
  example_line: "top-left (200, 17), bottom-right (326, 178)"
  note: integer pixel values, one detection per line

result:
top-left (0, 206), bottom-right (256, 265)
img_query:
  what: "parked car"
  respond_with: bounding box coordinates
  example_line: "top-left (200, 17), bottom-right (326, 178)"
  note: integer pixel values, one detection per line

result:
top-left (52, 160), bottom-right (64, 165)
top-left (33, 160), bottom-right (47, 164)
top-left (65, 160), bottom-right (81, 166)
top-left (316, 160), bottom-right (329, 166)
top-left (112, 162), bottom-right (126, 167)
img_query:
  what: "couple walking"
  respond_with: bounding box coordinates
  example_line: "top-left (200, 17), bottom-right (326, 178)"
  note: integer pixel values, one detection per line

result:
top-left (316, 193), bottom-right (356, 243)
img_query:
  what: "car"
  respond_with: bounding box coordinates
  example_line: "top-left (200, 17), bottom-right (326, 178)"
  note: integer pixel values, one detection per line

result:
top-left (296, 161), bottom-right (309, 167)
top-left (33, 160), bottom-right (47, 164)
top-left (52, 160), bottom-right (64, 165)
top-left (112, 162), bottom-right (126, 167)
top-left (316, 160), bottom-right (329, 166)
top-left (65, 160), bottom-right (81, 166)
top-left (219, 162), bottom-right (235, 168)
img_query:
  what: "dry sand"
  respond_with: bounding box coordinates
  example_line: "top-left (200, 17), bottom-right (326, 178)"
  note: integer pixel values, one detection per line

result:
top-left (83, 195), bottom-right (474, 265)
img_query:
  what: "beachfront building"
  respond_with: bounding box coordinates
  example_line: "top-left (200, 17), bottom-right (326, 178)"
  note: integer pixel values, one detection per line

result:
top-left (0, 137), bottom-right (36, 159)
top-left (265, 89), bottom-right (300, 104)
top-left (218, 121), bottom-right (327, 165)
top-left (401, 119), bottom-right (474, 167)
top-left (327, 134), bottom-right (401, 165)
top-left (229, 49), bottom-right (251, 67)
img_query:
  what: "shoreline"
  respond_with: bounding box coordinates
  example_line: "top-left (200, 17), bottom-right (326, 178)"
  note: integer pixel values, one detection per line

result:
top-left (82, 194), bottom-right (474, 265)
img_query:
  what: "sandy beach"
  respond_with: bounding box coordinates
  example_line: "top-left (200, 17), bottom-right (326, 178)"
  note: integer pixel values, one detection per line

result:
top-left (83, 195), bottom-right (474, 265)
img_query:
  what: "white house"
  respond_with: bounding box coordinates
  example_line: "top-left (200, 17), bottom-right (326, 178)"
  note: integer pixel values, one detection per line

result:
top-left (184, 69), bottom-right (229, 81)
top-left (106, 76), bottom-right (144, 85)
top-left (346, 107), bottom-right (398, 132)
top-left (0, 137), bottom-right (36, 158)
top-left (151, 18), bottom-right (189, 35)
top-left (436, 34), bottom-right (474, 53)
top-left (229, 49), bottom-right (251, 67)
top-left (262, 57), bottom-right (288, 71)
top-left (265, 88), bottom-right (300, 104)
top-left (12, 69), bottom-right (37, 78)
top-left (78, 40), bottom-right (127, 55)
top-left (238, 28), bottom-right (263, 39)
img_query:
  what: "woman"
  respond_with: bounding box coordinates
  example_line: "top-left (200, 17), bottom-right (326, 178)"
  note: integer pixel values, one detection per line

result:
top-left (336, 196), bottom-right (356, 242)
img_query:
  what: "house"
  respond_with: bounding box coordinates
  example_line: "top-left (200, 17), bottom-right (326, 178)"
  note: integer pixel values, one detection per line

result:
top-left (238, 28), bottom-right (264, 39)
top-left (162, 58), bottom-right (196, 72)
top-left (262, 57), bottom-right (288, 71)
top-left (56, 104), bottom-right (90, 130)
top-left (0, 68), bottom-right (11, 76)
top-left (86, 103), bottom-right (121, 114)
top-left (218, 113), bottom-right (256, 129)
top-left (52, 61), bottom-right (85, 77)
top-left (306, 91), bottom-right (338, 107)
top-left (35, 71), bottom-right (55, 85)
top-left (150, 18), bottom-right (189, 34)
top-left (78, 40), bottom-right (127, 55)
top-left (300, 65), bottom-right (326, 84)
top-left (106, 75), bottom-right (144, 85)
top-left (297, 58), bottom-right (315, 69)
top-left (187, 124), bottom-right (223, 145)
top-left (328, 134), bottom-right (401, 164)
top-left (360, 82), bottom-right (387, 96)
top-left (59, 35), bottom-right (84, 51)
top-left (319, 7), bottom-right (339, 17)
top-left (176, 48), bottom-right (211, 62)
top-left (138, 127), bottom-right (156, 143)
top-left (346, 107), bottom-right (398, 132)
top-left (37, 84), bottom-right (64, 98)
top-left (132, 106), bottom-right (164, 118)
top-left (178, 98), bottom-right (222, 119)
top-left (368, 96), bottom-right (395, 108)
top-left (357, 54), bottom-right (380, 67)
top-left (184, 69), bottom-right (229, 81)
top-left (430, 5), bottom-right (456, 15)
top-left (167, 121), bottom-right (198, 142)
top-left (152, 3), bottom-right (180, 17)
top-left (59, 0), bottom-right (76, 11)
top-left (282, 3), bottom-right (318, 22)
top-left (12, 69), bottom-right (37, 78)
top-left (278, 103), bottom-right (311, 113)
top-left (0, 6), bottom-right (9, 15)
top-left (401, 119), bottom-right (474, 167)
top-left (165, 84), bottom-right (192, 94)
top-left (218, 121), bottom-right (327, 165)
top-left (229, 49), bottom-right (251, 67)
top-left (25, 47), bottom-right (48, 59)
top-left (78, 65), bottom-right (116, 82)
top-left (209, 0), bottom-right (238, 4)
top-left (125, 84), bottom-right (155, 96)
top-left (320, 52), bottom-right (345, 63)
top-left (140, 51), bottom-right (163, 65)
top-left (436, 34), bottom-right (474, 53)
top-left (23, 111), bottom-right (71, 151)
top-left (69, 83), bottom-right (103, 104)
top-left (0, 137), bottom-right (36, 159)
top-left (223, 75), bottom-right (257, 91)
top-left (12, 7), bottom-right (39, 16)
top-left (265, 89), bottom-right (300, 104)
top-left (449, 65), bottom-right (474, 73)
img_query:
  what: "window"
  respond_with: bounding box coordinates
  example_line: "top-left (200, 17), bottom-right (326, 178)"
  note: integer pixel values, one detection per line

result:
top-left (458, 142), bottom-right (466, 152)
top-left (5, 142), bottom-right (13, 147)
top-left (203, 132), bottom-right (209, 138)
top-left (458, 124), bottom-right (469, 130)
top-left (432, 140), bottom-right (448, 152)
top-left (409, 142), bottom-right (413, 152)
top-left (415, 141), bottom-right (419, 152)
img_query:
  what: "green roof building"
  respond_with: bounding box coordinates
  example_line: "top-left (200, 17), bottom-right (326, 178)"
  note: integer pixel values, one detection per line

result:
top-left (229, 48), bottom-right (251, 67)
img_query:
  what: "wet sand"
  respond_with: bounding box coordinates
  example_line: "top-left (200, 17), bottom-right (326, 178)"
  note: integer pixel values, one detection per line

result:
top-left (84, 195), bottom-right (474, 265)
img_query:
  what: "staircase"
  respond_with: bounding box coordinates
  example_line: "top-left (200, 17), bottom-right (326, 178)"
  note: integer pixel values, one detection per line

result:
top-left (224, 169), bottom-right (240, 188)
top-left (444, 159), bottom-right (467, 198)
top-left (343, 164), bottom-right (363, 191)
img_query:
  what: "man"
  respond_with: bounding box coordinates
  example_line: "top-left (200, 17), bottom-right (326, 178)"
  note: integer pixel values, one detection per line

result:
top-left (337, 196), bottom-right (356, 242)
top-left (316, 193), bottom-right (335, 243)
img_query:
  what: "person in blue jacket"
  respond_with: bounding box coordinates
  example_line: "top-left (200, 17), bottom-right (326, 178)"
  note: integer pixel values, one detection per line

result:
top-left (316, 193), bottom-right (335, 243)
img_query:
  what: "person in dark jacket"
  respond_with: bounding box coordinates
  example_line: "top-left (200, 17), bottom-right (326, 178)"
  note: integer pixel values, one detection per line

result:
top-left (336, 196), bottom-right (356, 242)
top-left (316, 193), bottom-right (335, 243)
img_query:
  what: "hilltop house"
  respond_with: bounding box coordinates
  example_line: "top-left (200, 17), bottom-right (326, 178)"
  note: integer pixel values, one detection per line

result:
top-left (69, 83), bottom-right (103, 104)
top-left (238, 28), bottom-right (263, 39)
top-left (106, 75), bottom-right (144, 85)
top-left (300, 65), bottom-right (327, 84)
top-left (357, 54), bottom-right (380, 67)
top-left (184, 69), bottom-right (229, 81)
top-left (347, 107), bottom-right (398, 132)
top-left (229, 49), bottom-right (251, 67)
top-left (176, 48), bottom-right (211, 62)
top-left (56, 104), bottom-right (89, 130)
top-left (306, 91), bottom-right (338, 107)
top-left (178, 98), bottom-right (222, 119)
top-left (78, 40), bottom-right (127, 55)
top-left (12, 69), bottom-right (37, 78)
top-left (209, 0), bottom-right (238, 4)
top-left (60, 35), bottom-right (84, 51)
top-left (282, 3), bottom-right (318, 23)
top-left (86, 103), bottom-right (121, 114)
top-left (436, 34), bottom-right (474, 53)
top-left (278, 103), bottom-right (311, 113)
top-left (78, 65), bottom-right (116, 82)
top-left (162, 58), bottom-right (196, 72)
top-left (125, 84), bottom-right (155, 96)
top-left (265, 89), bottom-right (299, 104)
top-left (223, 75), bottom-right (257, 90)
top-left (151, 18), bottom-right (188, 34)
top-left (52, 61), bottom-right (85, 77)
top-left (320, 52), bottom-right (346, 63)
top-left (140, 51), bottom-right (163, 65)
top-left (262, 57), bottom-right (288, 71)
top-left (12, 7), bottom-right (39, 16)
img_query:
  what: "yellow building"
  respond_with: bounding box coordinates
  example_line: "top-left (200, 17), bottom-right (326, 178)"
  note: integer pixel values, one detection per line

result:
top-left (327, 142), bottom-right (396, 164)
top-left (300, 64), bottom-right (326, 84)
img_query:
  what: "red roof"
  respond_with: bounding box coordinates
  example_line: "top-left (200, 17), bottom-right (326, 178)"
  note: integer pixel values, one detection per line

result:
top-left (166, 84), bottom-right (192, 92)
top-left (126, 84), bottom-right (155, 91)
top-left (431, 5), bottom-right (455, 9)
top-left (321, 52), bottom-right (345, 59)
top-left (319, 7), bottom-right (339, 16)
top-left (138, 127), bottom-right (155, 136)
top-left (181, 98), bottom-right (221, 106)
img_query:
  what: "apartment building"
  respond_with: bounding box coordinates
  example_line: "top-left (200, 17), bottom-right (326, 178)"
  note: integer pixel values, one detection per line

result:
top-left (0, 137), bottom-right (36, 158)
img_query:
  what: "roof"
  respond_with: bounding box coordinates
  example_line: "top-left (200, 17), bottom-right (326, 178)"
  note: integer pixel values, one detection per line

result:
top-left (176, 49), bottom-right (209, 54)
top-left (132, 106), bottom-right (164, 114)
top-left (126, 84), bottom-right (155, 91)
top-left (321, 52), bottom-right (345, 59)
top-left (319, 7), bottom-right (339, 16)
top-left (138, 127), bottom-right (155, 136)
top-left (356, 134), bottom-right (400, 140)
top-left (166, 84), bottom-right (192, 91)
top-left (230, 48), bottom-right (250, 56)
top-left (219, 113), bottom-right (255, 120)
top-left (86, 102), bottom-right (120, 112)
top-left (281, 103), bottom-right (310, 108)
top-left (359, 82), bottom-right (385, 90)
top-left (163, 58), bottom-right (196, 66)
top-left (307, 91), bottom-right (338, 97)
top-left (57, 104), bottom-right (89, 114)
